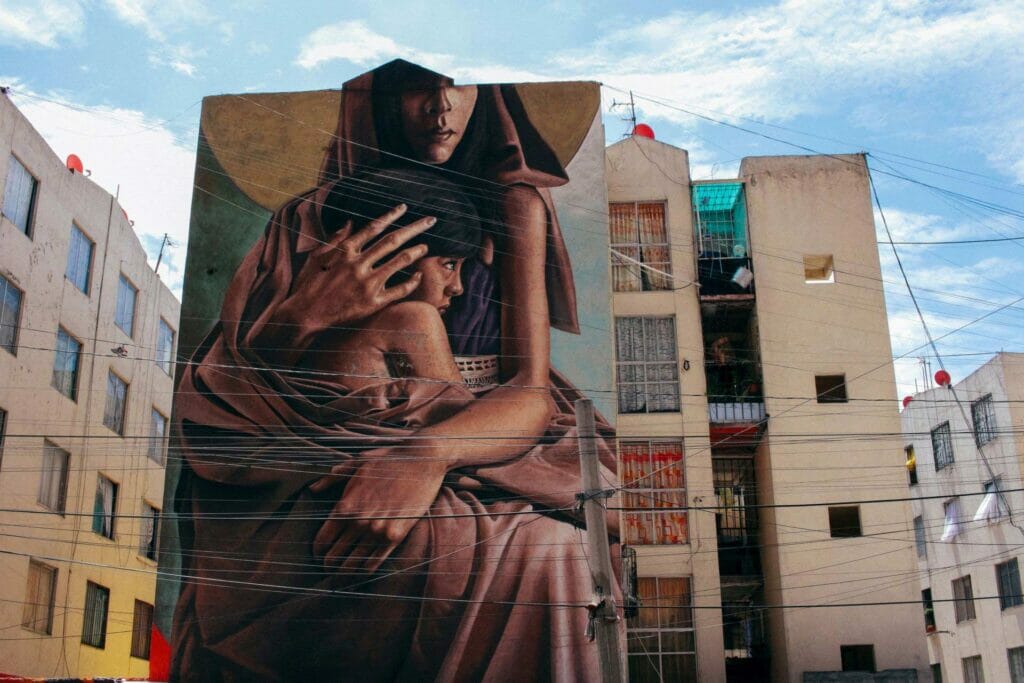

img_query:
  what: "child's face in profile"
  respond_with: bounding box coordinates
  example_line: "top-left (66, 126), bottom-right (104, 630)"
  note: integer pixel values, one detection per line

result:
top-left (408, 256), bottom-right (465, 314)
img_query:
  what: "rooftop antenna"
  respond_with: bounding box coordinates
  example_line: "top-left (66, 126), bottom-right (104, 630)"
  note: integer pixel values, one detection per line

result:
top-left (610, 90), bottom-right (638, 137)
top-left (154, 233), bottom-right (177, 275)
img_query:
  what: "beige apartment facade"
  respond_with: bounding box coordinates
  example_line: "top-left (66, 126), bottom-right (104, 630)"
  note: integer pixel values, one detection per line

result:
top-left (903, 353), bottom-right (1024, 683)
top-left (0, 92), bottom-right (180, 677)
top-left (607, 134), bottom-right (929, 681)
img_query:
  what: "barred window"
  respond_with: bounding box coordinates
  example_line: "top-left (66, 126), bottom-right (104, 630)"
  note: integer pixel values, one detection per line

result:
top-left (931, 422), bottom-right (954, 471)
top-left (103, 371), bottom-right (128, 435)
top-left (91, 475), bottom-right (117, 539)
top-left (21, 560), bottom-right (56, 634)
top-left (609, 202), bottom-right (671, 292)
top-left (627, 577), bottom-right (697, 683)
top-left (65, 224), bottom-right (94, 294)
top-left (952, 575), bottom-right (976, 623)
top-left (131, 600), bottom-right (153, 659)
top-left (82, 582), bottom-right (109, 648)
top-left (615, 317), bottom-right (680, 414)
top-left (997, 558), bottom-right (1023, 611)
top-left (115, 274), bottom-right (137, 337)
top-left (620, 441), bottom-right (687, 545)
top-left (52, 328), bottom-right (82, 400)
top-left (972, 394), bottom-right (996, 446)
top-left (3, 155), bottom-right (37, 236)
top-left (0, 273), bottom-right (23, 355)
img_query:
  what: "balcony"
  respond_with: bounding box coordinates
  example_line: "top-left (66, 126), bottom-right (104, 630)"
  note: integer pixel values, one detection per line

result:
top-left (693, 182), bottom-right (754, 298)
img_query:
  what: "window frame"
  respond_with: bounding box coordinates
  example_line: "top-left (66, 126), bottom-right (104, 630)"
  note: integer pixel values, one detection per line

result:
top-left (961, 655), bottom-right (984, 683)
top-left (952, 574), bottom-right (977, 623)
top-left (619, 440), bottom-right (687, 545)
top-left (1009, 645), bottom-right (1024, 683)
top-left (996, 558), bottom-right (1023, 611)
top-left (102, 370), bottom-right (129, 435)
top-left (614, 316), bottom-right (680, 414)
top-left (140, 502), bottom-right (160, 562)
top-left (148, 407), bottom-right (168, 464)
top-left (608, 201), bottom-right (672, 292)
top-left (815, 374), bottom-right (848, 403)
top-left (38, 440), bottom-right (70, 514)
top-left (922, 588), bottom-right (936, 632)
top-left (0, 272), bottom-right (23, 356)
top-left (2, 154), bottom-right (38, 237)
top-left (905, 444), bottom-right (918, 486)
top-left (91, 474), bottom-right (118, 540)
top-left (0, 405), bottom-right (7, 473)
top-left (114, 273), bottom-right (138, 337)
top-left (914, 515), bottom-right (927, 559)
top-left (131, 600), bottom-right (154, 659)
top-left (626, 576), bottom-right (697, 681)
top-left (156, 318), bottom-right (175, 375)
top-left (972, 394), bottom-right (997, 447)
top-left (931, 421), bottom-right (955, 471)
top-left (65, 223), bottom-right (95, 295)
top-left (81, 581), bottom-right (110, 649)
top-left (51, 327), bottom-right (82, 401)
top-left (21, 559), bottom-right (57, 634)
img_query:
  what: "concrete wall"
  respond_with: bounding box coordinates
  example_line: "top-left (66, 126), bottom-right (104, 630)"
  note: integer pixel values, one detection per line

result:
top-left (0, 92), bottom-right (180, 677)
top-left (606, 135), bottom-right (726, 682)
top-left (740, 154), bottom-right (929, 681)
top-left (904, 353), bottom-right (1024, 683)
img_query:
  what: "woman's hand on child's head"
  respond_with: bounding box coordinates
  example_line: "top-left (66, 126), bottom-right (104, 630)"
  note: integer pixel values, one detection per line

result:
top-left (289, 203), bottom-right (436, 328)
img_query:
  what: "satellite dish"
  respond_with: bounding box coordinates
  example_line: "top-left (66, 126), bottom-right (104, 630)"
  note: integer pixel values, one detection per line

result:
top-left (66, 154), bottom-right (83, 174)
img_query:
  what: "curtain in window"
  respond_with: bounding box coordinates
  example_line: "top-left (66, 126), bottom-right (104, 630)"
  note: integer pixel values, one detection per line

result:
top-left (609, 203), bottom-right (641, 292)
top-left (974, 482), bottom-right (1004, 523)
top-left (637, 203), bottom-right (670, 289)
top-left (942, 499), bottom-right (961, 541)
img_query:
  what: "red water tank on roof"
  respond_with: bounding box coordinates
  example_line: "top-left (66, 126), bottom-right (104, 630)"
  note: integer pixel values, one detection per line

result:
top-left (66, 154), bottom-right (83, 174)
top-left (633, 123), bottom-right (655, 139)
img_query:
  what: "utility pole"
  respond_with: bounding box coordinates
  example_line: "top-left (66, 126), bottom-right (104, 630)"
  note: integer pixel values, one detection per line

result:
top-left (575, 398), bottom-right (626, 683)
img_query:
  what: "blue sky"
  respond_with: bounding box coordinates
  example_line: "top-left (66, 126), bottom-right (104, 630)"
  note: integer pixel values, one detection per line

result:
top-left (1, 0), bottom-right (1022, 397)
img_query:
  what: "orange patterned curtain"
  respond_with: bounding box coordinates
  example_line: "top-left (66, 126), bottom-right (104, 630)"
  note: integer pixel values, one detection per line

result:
top-left (609, 203), bottom-right (641, 292)
top-left (637, 203), bottom-right (671, 290)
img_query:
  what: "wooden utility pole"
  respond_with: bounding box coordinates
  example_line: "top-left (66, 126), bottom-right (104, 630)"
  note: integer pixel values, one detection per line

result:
top-left (575, 398), bottom-right (626, 683)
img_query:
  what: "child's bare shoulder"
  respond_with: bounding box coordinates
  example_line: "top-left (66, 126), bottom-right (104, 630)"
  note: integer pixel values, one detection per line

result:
top-left (374, 300), bottom-right (443, 327)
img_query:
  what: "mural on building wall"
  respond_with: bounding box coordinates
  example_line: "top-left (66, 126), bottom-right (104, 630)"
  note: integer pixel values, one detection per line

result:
top-left (158, 60), bottom-right (619, 681)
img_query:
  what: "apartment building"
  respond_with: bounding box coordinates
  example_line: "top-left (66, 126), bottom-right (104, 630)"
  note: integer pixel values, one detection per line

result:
top-left (0, 92), bottom-right (180, 677)
top-left (903, 353), bottom-right (1024, 683)
top-left (607, 133), bottom-right (929, 681)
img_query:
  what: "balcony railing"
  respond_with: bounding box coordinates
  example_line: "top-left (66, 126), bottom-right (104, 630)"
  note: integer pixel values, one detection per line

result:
top-left (709, 401), bottom-right (765, 424)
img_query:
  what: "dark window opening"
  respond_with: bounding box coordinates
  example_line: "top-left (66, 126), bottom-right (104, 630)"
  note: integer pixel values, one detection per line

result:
top-left (829, 506), bottom-right (862, 538)
top-left (815, 374), bottom-right (847, 403)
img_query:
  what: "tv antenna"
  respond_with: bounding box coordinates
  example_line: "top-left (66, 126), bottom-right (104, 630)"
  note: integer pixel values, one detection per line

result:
top-left (610, 91), bottom-right (637, 137)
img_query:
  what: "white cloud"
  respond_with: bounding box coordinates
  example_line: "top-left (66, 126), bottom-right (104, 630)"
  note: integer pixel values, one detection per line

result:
top-left (7, 86), bottom-right (196, 294)
top-left (0, 0), bottom-right (84, 48)
top-left (101, 0), bottom-right (209, 41)
top-left (296, 20), bottom-right (452, 71)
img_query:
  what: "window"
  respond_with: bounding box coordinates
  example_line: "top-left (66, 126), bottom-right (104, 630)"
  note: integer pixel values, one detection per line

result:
top-left (952, 575), bottom-right (976, 622)
top-left (615, 317), bottom-right (680, 414)
top-left (914, 516), bottom-right (927, 559)
top-left (156, 318), bottom-right (175, 375)
top-left (38, 441), bottom-right (69, 513)
top-left (932, 663), bottom-right (943, 683)
top-left (815, 374), bottom-right (848, 403)
top-left (961, 655), bottom-right (984, 683)
top-left (620, 441), bottom-right (687, 545)
top-left (828, 506), bottom-right (862, 538)
top-left (115, 274), bottom-right (137, 336)
top-left (906, 444), bottom-right (918, 486)
top-left (997, 559), bottom-right (1023, 611)
top-left (1009, 646), bottom-right (1024, 683)
top-left (140, 503), bottom-right (160, 561)
top-left (82, 581), bottom-right (109, 648)
top-left (149, 408), bottom-right (167, 464)
top-left (840, 644), bottom-right (875, 672)
top-left (103, 371), bottom-right (128, 435)
top-left (942, 498), bottom-right (962, 542)
top-left (0, 406), bottom-right (6, 471)
top-left (922, 588), bottom-right (936, 632)
top-left (52, 328), bottom-right (82, 400)
top-left (803, 254), bottom-right (835, 283)
top-left (65, 224), bottom-right (94, 294)
top-left (932, 422), bottom-right (954, 470)
top-left (131, 600), bottom-right (153, 659)
top-left (91, 475), bottom-right (117, 539)
top-left (972, 394), bottom-right (996, 446)
top-left (21, 560), bottom-right (56, 634)
top-left (609, 202), bottom-right (671, 292)
top-left (0, 273), bottom-right (23, 354)
top-left (975, 480), bottom-right (1008, 524)
top-left (626, 577), bottom-right (696, 682)
top-left (2, 155), bottom-right (37, 235)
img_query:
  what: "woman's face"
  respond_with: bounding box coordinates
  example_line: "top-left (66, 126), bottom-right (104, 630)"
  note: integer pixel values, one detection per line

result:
top-left (400, 85), bottom-right (478, 164)
top-left (408, 256), bottom-right (465, 314)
